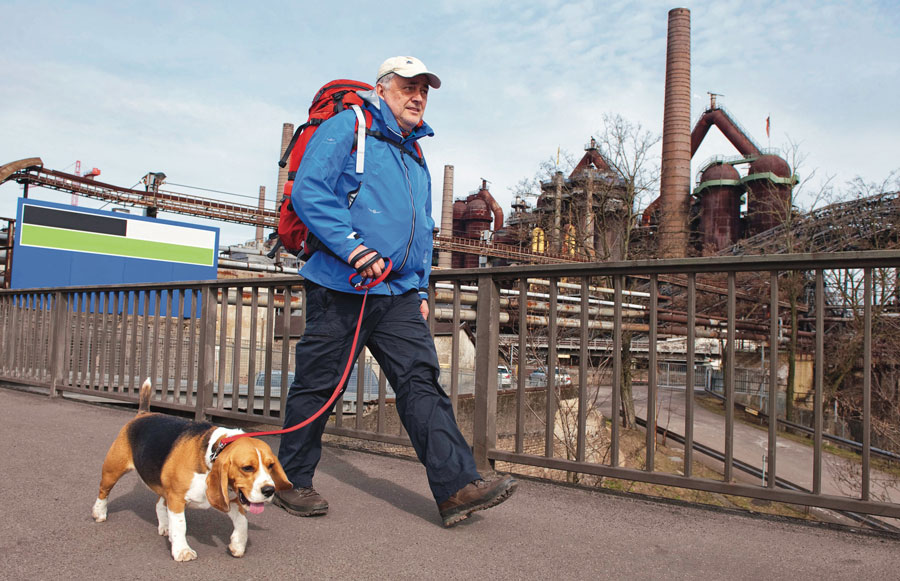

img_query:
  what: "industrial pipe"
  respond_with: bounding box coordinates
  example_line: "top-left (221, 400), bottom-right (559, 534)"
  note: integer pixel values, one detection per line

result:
top-left (691, 108), bottom-right (761, 157)
top-left (476, 183), bottom-right (504, 232)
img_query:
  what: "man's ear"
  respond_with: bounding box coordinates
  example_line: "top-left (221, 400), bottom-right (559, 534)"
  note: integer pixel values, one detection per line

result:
top-left (375, 83), bottom-right (385, 99)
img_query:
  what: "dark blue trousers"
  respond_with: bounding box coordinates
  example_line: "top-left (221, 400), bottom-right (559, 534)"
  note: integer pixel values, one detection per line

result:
top-left (278, 282), bottom-right (480, 504)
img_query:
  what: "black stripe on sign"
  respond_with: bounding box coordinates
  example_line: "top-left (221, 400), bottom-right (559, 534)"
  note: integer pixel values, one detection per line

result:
top-left (23, 205), bottom-right (127, 237)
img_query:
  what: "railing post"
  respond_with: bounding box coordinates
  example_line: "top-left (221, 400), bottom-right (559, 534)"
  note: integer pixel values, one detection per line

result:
top-left (0, 295), bottom-right (10, 375)
top-left (49, 291), bottom-right (68, 398)
top-left (611, 274), bottom-right (622, 464)
top-left (767, 271), bottom-right (779, 488)
top-left (194, 284), bottom-right (217, 421)
top-left (8, 292), bottom-right (21, 379)
top-left (473, 274), bottom-right (499, 472)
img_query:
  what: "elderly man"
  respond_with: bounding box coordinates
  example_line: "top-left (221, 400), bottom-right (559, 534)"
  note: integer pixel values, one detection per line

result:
top-left (275, 56), bottom-right (517, 527)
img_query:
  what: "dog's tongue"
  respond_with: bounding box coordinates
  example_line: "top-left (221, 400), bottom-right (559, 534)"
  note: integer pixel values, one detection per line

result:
top-left (248, 503), bottom-right (265, 515)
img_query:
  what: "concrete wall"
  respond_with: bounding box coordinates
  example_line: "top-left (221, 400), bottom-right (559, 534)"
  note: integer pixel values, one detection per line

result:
top-left (434, 327), bottom-right (476, 371)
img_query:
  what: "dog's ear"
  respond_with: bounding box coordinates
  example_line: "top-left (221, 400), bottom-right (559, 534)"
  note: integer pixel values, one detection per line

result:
top-left (206, 454), bottom-right (231, 513)
top-left (270, 458), bottom-right (293, 491)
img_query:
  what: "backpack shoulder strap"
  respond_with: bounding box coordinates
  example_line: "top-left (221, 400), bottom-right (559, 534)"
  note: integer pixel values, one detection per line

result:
top-left (350, 104), bottom-right (367, 174)
top-left (277, 121), bottom-right (311, 169)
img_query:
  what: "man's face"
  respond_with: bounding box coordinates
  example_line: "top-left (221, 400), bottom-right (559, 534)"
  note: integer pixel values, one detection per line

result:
top-left (376, 75), bottom-right (429, 133)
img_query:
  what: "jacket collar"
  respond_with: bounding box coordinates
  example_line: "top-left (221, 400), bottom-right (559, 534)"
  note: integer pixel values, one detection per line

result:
top-left (358, 89), bottom-right (434, 142)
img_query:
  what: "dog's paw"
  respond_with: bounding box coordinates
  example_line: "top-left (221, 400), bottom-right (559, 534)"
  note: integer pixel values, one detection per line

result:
top-left (158, 524), bottom-right (168, 536)
top-left (91, 499), bottom-right (107, 522)
top-left (228, 542), bottom-right (246, 558)
top-left (173, 547), bottom-right (197, 562)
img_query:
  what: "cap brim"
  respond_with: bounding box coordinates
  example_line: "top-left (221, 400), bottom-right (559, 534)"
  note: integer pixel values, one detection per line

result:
top-left (395, 71), bottom-right (441, 89)
top-left (424, 73), bottom-right (441, 89)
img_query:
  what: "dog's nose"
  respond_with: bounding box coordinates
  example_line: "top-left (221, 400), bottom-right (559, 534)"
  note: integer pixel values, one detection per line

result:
top-left (261, 485), bottom-right (275, 498)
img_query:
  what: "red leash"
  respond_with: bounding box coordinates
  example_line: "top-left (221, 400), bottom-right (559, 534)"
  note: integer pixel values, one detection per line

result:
top-left (211, 259), bottom-right (392, 461)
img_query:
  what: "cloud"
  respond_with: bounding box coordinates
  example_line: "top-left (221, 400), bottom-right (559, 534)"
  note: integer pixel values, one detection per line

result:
top-left (2, 1), bottom-right (898, 245)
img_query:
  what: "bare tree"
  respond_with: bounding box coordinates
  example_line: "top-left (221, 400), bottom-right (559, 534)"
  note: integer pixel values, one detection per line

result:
top-left (510, 115), bottom-right (660, 435)
top-left (738, 161), bottom-right (900, 499)
top-left (592, 113), bottom-right (661, 262)
top-left (593, 114), bottom-right (660, 428)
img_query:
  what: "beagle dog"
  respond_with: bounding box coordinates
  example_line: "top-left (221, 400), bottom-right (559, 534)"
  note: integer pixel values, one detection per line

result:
top-left (91, 379), bottom-right (292, 561)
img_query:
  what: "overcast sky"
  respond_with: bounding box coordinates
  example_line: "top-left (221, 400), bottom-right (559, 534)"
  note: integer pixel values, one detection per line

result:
top-left (2, 0), bottom-right (898, 245)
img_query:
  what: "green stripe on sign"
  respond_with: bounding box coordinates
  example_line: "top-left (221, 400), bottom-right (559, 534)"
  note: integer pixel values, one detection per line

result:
top-left (21, 225), bottom-right (215, 266)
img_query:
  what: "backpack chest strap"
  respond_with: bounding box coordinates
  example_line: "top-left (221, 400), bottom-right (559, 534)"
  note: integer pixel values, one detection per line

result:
top-left (364, 129), bottom-right (425, 167)
top-left (350, 104), bottom-right (425, 171)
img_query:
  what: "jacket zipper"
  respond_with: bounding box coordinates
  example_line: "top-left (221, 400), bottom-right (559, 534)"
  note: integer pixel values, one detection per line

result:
top-left (399, 153), bottom-right (415, 272)
top-left (374, 122), bottom-right (419, 298)
top-left (386, 125), bottom-right (416, 274)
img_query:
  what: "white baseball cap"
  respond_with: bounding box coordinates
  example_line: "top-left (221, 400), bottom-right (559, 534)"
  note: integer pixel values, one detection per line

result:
top-left (376, 56), bottom-right (441, 89)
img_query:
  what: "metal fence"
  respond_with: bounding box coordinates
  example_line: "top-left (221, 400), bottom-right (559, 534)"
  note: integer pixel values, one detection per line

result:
top-left (657, 362), bottom-right (713, 390)
top-left (709, 367), bottom-right (786, 413)
top-left (2, 250), bottom-right (899, 519)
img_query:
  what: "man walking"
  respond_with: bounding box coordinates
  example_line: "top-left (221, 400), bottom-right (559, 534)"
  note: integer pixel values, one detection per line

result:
top-left (275, 56), bottom-right (517, 527)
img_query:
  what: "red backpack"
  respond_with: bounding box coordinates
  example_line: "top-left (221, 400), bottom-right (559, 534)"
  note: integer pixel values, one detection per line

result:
top-left (273, 79), bottom-right (426, 260)
top-left (275, 79), bottom-right (374, 259)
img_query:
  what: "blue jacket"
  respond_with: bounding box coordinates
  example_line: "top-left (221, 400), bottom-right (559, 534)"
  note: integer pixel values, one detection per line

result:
top-left (291, 90), bottom-right (435, 297)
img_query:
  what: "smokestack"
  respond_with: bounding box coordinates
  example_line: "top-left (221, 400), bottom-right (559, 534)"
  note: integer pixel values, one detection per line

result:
top-left (277, 123), bottom-right (294, 201)
top-left (256, 185), bottom-right (266, 242)
top-left (658, 7), bottom-right (692, 258)
top-left (438, 165), bottom-right (454, 269)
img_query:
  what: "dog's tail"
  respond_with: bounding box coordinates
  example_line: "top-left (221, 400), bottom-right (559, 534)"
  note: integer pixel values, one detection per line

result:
top-left (138, 378), bottom-right (152, 414)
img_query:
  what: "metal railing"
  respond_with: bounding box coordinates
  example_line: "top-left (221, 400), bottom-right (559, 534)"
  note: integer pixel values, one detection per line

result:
top-left (2, 250), bottom-right (899, 519)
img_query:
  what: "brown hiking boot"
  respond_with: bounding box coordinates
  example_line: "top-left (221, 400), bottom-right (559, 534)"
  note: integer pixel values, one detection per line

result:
top-left (273, 486), bottom-right (329, 517)
top-left (438, 475), bottom-right (518, 527)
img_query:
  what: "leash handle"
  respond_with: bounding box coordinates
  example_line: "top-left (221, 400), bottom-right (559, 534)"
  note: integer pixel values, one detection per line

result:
top-left (349, 257), bottom-right (392, 290)
top-left (216, 258), bottom-right (393, 454)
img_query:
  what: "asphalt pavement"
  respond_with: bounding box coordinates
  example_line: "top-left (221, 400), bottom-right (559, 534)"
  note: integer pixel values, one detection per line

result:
top-left (3, 385), bottom-right (899, 580)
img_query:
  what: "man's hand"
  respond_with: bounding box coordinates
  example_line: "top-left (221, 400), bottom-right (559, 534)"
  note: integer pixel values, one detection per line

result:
top-left (419, 299), bottom-right (429, 320)
top-left (349, 244), bottom-right (385, 280)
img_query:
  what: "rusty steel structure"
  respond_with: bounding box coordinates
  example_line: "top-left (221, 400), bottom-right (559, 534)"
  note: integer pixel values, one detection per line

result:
top-left (3, 163), bottom-right (279, 228)
top-left (666, 97), bottom-right (797, 254)
top-left (743, 153), bottom-right (795, 236)
top-left (0, 159), bottom-right (579, 269)
top-left (724, 190), bottom-right (900, 256)
top-left (450, 180), bottom-right (506, 268)
top-left (646, 7), bottom-right (798, 257)
top-left (506, 140), bottom-right (630, 263)
top-left (695, 162), bottom-right (742, 251)
top-left (434, 235), bottom-right (588, 265)
top-left (691, 103), bottom-right (761, 157)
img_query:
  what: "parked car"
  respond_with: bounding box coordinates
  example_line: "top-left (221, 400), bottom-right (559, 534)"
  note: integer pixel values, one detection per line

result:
top-left (497, 365), bottom-right (512, 388)
top-left (250, 364), bottom-right (392, 413)
top-left (528, 367), bottom-right (572, 387)
top-left (251, 369), bottom-right (293, 397)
